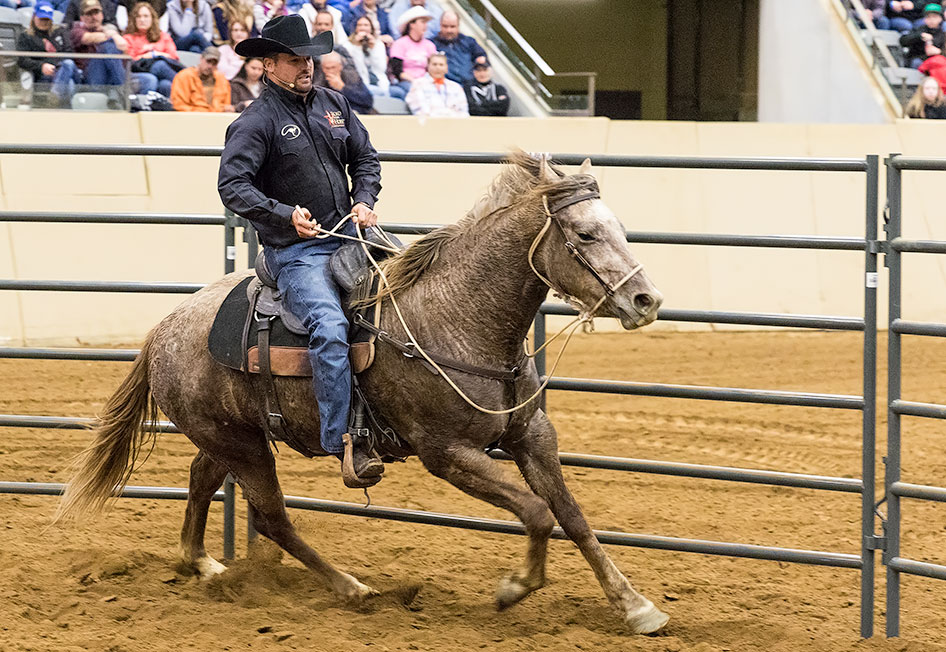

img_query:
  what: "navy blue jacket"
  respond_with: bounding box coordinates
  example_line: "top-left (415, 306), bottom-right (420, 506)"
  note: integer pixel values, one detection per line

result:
top-left (346, 5), bottom-right (396, 39)
top-left (431, 33), bottom-right (487, 84)
top-left (218, 81), bottom-right (382, 248)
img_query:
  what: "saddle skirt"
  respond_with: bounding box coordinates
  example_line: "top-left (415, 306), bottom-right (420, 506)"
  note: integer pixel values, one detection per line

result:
top-left (207, 229), bottom-right (402, 377)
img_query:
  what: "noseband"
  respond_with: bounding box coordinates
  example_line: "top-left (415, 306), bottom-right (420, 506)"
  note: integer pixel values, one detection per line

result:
top-left (528, 186), bottom-right (643, 318)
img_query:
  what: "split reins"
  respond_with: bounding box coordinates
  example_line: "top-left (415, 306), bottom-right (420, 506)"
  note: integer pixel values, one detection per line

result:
top-left (311, 184), bottom-right (642, 416)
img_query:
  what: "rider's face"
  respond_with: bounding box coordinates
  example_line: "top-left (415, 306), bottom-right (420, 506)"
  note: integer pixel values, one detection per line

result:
top-left (266, 53), bottom-right (314, 93)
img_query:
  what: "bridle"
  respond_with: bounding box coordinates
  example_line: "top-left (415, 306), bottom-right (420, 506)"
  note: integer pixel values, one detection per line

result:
top-left (528, 180), bottom-right (643, 318)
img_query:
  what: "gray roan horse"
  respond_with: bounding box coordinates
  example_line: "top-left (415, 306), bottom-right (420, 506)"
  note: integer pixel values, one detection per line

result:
top-left (55, 152), bottom-right (668, 634)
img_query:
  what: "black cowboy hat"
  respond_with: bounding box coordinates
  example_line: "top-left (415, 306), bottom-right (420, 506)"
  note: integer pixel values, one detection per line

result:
top-left (235, 15), bottom-right (334, 58)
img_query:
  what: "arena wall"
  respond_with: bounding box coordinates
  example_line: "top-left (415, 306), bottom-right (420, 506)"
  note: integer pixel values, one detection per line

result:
top-left (2, 113), bottom-right (945, 346)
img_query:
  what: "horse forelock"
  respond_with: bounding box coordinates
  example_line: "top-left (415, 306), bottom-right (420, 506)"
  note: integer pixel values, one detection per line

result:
top-left (369, 153), bottom-right (598, 303)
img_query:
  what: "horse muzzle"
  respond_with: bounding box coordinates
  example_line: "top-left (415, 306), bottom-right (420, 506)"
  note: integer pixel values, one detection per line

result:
top-left (613, 287), bottom-right (663, 330)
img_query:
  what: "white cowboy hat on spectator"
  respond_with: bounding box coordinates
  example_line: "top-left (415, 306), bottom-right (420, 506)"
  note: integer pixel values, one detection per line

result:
top-left (396, 6), bottom-right (433, 35)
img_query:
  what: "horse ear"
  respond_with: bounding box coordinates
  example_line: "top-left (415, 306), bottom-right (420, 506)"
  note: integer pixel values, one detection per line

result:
top-left (538, 156), bottom-right (557, 182)
top-left (578, 157), bottom-right (593, 176)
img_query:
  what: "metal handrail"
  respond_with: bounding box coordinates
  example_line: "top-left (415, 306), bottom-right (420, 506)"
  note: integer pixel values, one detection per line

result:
top-left (451, 0), bottom-right (596, 114)
top-left (0, 50), bottom-right (132, 61)
top-left (474, 0), bottom-right (553, 76)
top-left (834, 0), bottom-right (906, 116)
top-left (846, 0), bottom-right (899, 69)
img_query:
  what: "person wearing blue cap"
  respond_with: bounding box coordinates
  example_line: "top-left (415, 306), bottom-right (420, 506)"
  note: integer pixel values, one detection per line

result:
top-left (16, 1), bottom-right (84, 106)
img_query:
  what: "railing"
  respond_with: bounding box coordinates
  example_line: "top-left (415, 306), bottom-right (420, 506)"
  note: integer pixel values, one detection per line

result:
top-left (0, 50), bottom-right (133, 111)
top-left (451, 0), bottom-right (596, 115)
top-left (834, 0), bottom-right (911, 115)
top-left (0, 144), bottom-right (883, 638)
top-left (882, 154), bottom-right (946, 637)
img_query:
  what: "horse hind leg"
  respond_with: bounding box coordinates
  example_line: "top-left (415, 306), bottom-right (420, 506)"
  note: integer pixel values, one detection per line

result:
top-left (417, 442), bottom-right (555, 610)
top-left (508, 410), bottom-right (669, 635)
top-left (179, 450), bottom-right (230, 579)
top-left (223, 436), bottom-right (377, 602)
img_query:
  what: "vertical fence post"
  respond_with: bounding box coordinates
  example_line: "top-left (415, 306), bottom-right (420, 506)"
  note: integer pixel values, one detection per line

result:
top-left (245, 223), bottom-right (259, 269)
top-left (224, 210), bottom-right (237, 274)
top-left (860, 155), bottom-right (879, 639)
top-left (533, 310), bottom-right (546, 410)
top-left (223, 473), bottom-right (235, 560)
top-left (222, 210), bottom-right (237, 560)
top-left (884, 155), bottom-right (903, 638)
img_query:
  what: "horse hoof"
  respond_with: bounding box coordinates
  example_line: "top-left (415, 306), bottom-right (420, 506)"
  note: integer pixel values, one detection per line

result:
top-left (194, 555), bottom-right (228, 580)
top-left (495, 574), bottom-right (542, 611)
top-left (339, 574), bottom-right (379, 603)
top-left (624, 599), bottom-right (669, 634)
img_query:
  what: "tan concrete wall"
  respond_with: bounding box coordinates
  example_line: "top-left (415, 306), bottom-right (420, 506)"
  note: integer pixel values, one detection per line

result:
top-left (0, 112), bottom-right (942, 345)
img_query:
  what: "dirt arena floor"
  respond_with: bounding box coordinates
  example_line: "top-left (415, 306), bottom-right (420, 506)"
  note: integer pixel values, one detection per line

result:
top-left (1, 330), bottom-right (945, 652)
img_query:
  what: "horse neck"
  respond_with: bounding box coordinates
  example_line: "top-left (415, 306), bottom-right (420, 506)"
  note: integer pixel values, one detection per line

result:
top-left (417, 203), bottom-right (551, 360)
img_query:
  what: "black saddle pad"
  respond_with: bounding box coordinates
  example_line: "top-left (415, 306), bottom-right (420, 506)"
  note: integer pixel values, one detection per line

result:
top-left (208, 276), bottom-right (308, 373)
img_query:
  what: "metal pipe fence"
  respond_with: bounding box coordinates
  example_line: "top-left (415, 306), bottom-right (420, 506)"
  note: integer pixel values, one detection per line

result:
top-left (881, 154), bottom-right (946, 637)
top-left (0, 145), bottom-right (884, 637)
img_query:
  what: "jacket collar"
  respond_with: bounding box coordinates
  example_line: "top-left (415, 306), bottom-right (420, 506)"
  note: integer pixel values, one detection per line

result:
top-left (265, 77), bottom-right (313, 107)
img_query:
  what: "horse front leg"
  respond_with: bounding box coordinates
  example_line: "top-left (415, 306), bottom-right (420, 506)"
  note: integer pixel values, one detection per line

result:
top-left (506, 410), bottom-right (669, 634)
top-left (415, 440), bottom-right (555, 609)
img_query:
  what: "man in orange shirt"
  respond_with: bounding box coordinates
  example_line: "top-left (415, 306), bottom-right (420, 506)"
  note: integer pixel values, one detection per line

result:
top-left (170, 45), bottom-right (234, 111)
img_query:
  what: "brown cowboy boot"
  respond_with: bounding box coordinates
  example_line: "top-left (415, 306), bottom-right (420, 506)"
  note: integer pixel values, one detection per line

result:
top-left (341, 432), bottom-right (384, 488)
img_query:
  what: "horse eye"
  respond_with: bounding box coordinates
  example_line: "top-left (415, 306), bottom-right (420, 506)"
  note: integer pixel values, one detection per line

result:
top-left (576, 232), bottom-right (596, 243)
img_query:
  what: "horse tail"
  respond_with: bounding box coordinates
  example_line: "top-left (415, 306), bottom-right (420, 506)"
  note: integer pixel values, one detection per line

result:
top-left (53, 331), bottom-right (159, 525)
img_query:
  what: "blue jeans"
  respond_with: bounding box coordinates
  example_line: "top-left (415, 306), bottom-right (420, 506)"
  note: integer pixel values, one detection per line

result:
top-left (43, 58), bottom-right (82, 101)
top-left (265, 227), bottom-right (354, 455)
top-left (85, 39), bottom-right (125, 87)
top-left (371, 83), bottom-right (407, 100)
top-left (133, 58), bottom-right (177, 97)
top-left (173, 29), bottom-right (211, 53)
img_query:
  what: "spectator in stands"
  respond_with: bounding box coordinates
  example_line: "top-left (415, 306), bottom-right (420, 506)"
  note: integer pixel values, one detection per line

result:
top-left (389, 5), bottom-right (434, 94)
top-left (253, 0), bottom-right (287, 32)
top-left (17, 1), bottom-right (83, 105)
top-left (70, 0), bottom-right (128, 89)
top-left (212, 0), bottom-right (257, 44)
top-left (0, 0), bottom-right (36, 10)
top-left (857, 0), bottom-right (891, 29)
top-left (405, 51), bottom-right (466, 117)
top-left (314, 50), bottom-right (373, 112)
top-left (216, 16), bottom-right (247, 78)
top-left (166, 0), bottom-right (215, 53)
top-left (342, 15), bottom-right (405, 99)
top-left (64, 0), bottom-right (118, 29)
top-left (346, 0), bottom-right (395, 46)
top-left (299, 0), bottom-right (348, 45)
top-left (170, 44), bottom-right (234, 110)
top-left (919, 51), bottom-right (946, 90)
top-left (888, 0), bottom-right (927, 32)
top-left (463, 61), bottom-right (508, 116)
top-left (124, 1), bottom-right (180, 96)
top-left (388, 0), bottom-right (440, 39)
top-left (432, 11), bottom-right (485, 85)
top-left (229, 55), bottom-right (261, 110)
top-left (310, 10), bottom-right (361, 74)
top-left (905, 75), bottom-right (946, 117)
top-left (899, 3), bottom-right (945, 68)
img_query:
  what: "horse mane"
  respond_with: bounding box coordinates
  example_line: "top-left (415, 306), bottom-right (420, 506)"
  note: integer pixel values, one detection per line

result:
top-left (368, 151), bottom-right (598, 303)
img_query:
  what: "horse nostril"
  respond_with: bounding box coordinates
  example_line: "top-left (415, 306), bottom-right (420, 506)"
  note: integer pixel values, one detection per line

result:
top-left (633, 293), bottom-right (655, 314)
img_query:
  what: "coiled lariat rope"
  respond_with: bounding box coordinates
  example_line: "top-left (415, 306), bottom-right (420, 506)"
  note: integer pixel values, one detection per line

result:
top-left (309, 200), bottom-right (642, 416)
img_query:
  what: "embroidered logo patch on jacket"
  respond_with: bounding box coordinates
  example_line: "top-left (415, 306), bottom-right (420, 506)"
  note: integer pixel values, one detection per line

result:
top-left (324, 110), bottom-right (345, 128)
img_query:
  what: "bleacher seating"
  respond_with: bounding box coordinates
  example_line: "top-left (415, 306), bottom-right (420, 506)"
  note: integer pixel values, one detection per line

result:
top-left (0, 7), bottom-right (23, 109)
